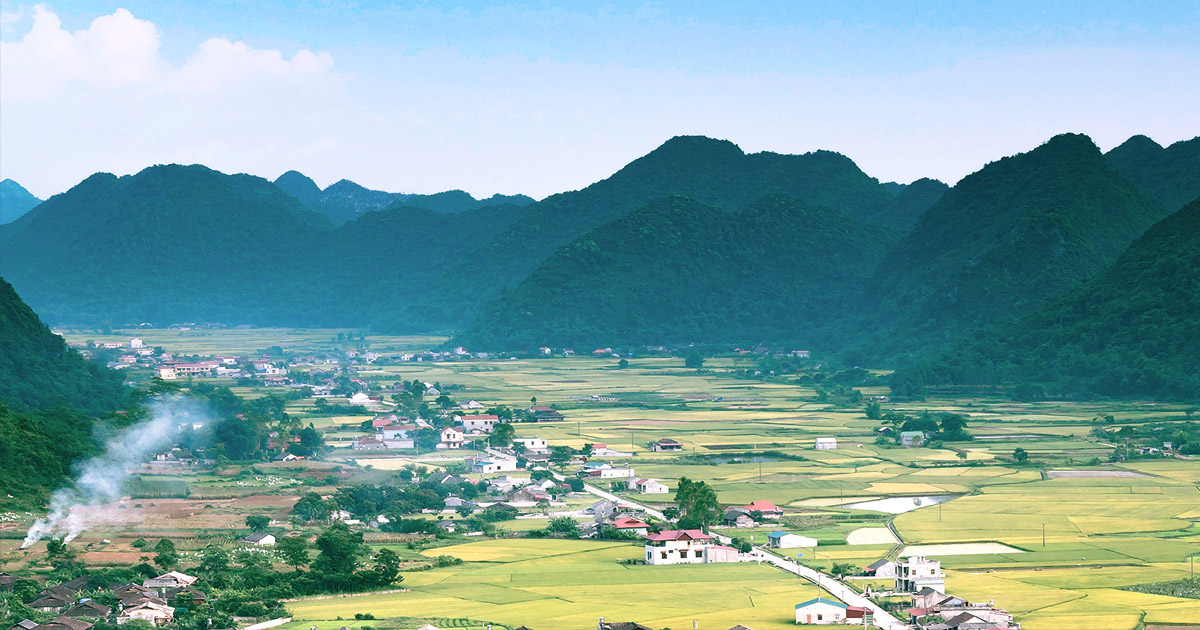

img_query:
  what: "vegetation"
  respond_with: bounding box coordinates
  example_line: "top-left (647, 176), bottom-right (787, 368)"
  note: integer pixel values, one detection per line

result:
top-left (891, 196), bottom-right (1200, 400)
top-left (1106, 134), bottom-right (1200, 213)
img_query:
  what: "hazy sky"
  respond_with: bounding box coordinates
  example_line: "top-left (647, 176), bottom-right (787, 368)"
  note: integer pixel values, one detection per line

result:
top-left (2, 1), bottom-right (1198, 200)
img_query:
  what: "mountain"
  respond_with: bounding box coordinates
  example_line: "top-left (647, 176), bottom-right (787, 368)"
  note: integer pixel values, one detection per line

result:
top-left (0, 277), bottom-right (127, 414)
top-left (459, 193), bottom-right (900, 349)
top-left (295, 178), bottom-right (409, 226)
top-left (398, 190), bottom-right (535, 214)
top-left (1106, 135), bottom-right (1200, 212)
top-left (864, 178), bottom-right (948, 231)
top-left (843, 133), bottom-right (1172, 363)
top-left (0, 178), bottom-right (42, 224)
top-left (420, 135), bottom-right (898, 324)
top-left (274, 170), bottom-right (323, 207)
top-left (1, 164), bottom-right (333, 325)
top-left (892, 196), bottom-right (1200, 401)
top-left (0, 278), bottom-right (128, 504)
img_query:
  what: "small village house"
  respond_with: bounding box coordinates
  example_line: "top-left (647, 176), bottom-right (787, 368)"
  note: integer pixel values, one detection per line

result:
top-left (643, 530), bottom-right (715, 565)
top-left (460, 414), bottom-right (500, 433)
top-left (794, 597), bottom-right (847, 624)
top-left (438, 426), bottom-right (464, 449)
top-left (895, 556), bottom-right (946, 593)
top-left (767, 531), bottom-right (817, 549)
top-left (900, 431), bottom-right (926, 447)
top-left (626, 477), bottom-right (669, 494)
top-left (650, 438), bottom-right (684, 452)
top-left (240, 532), bottom-right (275, 546)
top-left (814, 437), bottom-right (838, 450)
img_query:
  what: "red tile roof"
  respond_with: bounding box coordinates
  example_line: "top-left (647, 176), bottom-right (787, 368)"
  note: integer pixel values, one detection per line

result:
top-left (644, 529), bottom-right (714, 542)
top-left (743, 500), bottom-right (780, 512)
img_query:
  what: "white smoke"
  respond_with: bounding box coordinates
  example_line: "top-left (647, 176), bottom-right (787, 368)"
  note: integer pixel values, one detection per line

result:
top-left (22, 394), bottom-right (213, 547)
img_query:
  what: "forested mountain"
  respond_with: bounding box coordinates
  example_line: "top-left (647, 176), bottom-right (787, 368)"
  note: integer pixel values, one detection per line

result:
top-left (273, 172), bottom-right (534, 225)
top-left (420, 135), bottom-right (898, 320)
top-left (864, 178), bottom-right (948, 231)
top-left (0, 278), bottom-right (127, 414)
top-left (0, 278), bottom-right (129, 504)
top-left (1106, 135), bottom-right (1200, 212)
top-left (0, 165), bottom-right (332, 325)
top-left (841, 133), bottom-right (1172, 363)
top-left (891, 196), bottom-right (1200, 400)
top-left (460, 193), bottom-right (899, 349)
top-left (0, 178), bottom-right (41, 224)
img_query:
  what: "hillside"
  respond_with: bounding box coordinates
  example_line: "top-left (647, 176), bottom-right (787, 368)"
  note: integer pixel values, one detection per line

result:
top-left (399, 190), bottom-right (535, 214)
top-left (0, 178), bottom-right (42, 224)
top-left (422, 135), bottom-right (898, 321)
top-left (0, 278), bottom-right (128, 504)
top-left (843, 133), bottom-right (1172, 363)
top-left (865, 178), bottom-right (948, 231)
top-left (0, 165), bottom-right (333, 325)
top-left (892, 196), bottom-right (1200, 400)
top-left (0, 278), bottom-right (127, 414)
top-left (1106, 135), bottom-right (1200, 212)
top-left (460, 193), bottom-right (899, 349)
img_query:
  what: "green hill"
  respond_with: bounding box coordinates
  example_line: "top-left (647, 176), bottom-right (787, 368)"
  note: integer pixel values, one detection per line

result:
top-left (0, 278), bottom-right (129, 504)
top-left (0, 178), bottom-right (42, 224)
top-left (459, 193), bottom-right (899, 349)
top-left (0, 164), bottom-right (333, 325)
top-left (398, 190), bottom-right (535, 214)
top-left (843, 133), bottom-right (1172, 363)
top-left (274, 169), bottom-right (324, 207)
top-left (1106, 135), bottom-right (1200, 212)
top-left (865, 178), bottom-right (948, 231)
top-left (422, 135), bottom-right (897, 321)
top-left (892, 196), bottom-right (1200, 400)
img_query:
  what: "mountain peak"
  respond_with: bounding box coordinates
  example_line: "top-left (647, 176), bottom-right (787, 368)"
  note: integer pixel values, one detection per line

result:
top-left (1, 178), bottom-right (45, 224)
top-left (274, 170), bottom-right (322, 206)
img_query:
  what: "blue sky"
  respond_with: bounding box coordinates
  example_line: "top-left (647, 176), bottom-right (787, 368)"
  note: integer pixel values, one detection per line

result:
top-left (2, 1), bottom-right (1198, 199)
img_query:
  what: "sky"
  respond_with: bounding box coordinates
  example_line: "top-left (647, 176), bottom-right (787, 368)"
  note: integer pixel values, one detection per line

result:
top-left (2, 1), bottom-right (1198, 200)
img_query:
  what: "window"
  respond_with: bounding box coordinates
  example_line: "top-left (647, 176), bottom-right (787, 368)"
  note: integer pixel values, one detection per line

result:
top-left (817, 614), bottom-right (823, 621)
top-left (694, 550), bottom-right (703, 558)
top-left (661, 551), bottom-right (668, 560)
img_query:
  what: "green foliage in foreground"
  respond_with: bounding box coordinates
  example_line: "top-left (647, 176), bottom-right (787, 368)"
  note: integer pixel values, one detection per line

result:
top-left (891, 196), bottom-right (1200, 401)
top-left (1121, 577), bottom-right (1200, 600)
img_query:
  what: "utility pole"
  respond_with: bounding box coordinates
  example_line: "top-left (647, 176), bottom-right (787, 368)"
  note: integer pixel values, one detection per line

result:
top-left (1042, 523), bottom-right (1046, 547)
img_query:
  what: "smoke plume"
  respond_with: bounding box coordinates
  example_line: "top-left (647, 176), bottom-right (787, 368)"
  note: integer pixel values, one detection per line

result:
top-left (22, 394), bottom-right (213, 548)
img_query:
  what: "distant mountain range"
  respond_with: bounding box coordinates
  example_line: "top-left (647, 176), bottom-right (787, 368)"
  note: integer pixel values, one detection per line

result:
top-left (0, 179), bottom-right (41, 224)
top-left (2, 132), bottom-right (1198, 400)
top-left (273, 170), bottom-right (534, 226)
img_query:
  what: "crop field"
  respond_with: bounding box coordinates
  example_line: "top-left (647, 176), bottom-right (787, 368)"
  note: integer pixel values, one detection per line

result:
top-left (15, 329), bottom-right (1197, 630)
top-left (286, 539), bottom-right (854, 630)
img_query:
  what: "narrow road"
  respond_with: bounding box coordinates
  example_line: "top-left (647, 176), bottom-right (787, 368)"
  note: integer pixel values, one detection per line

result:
top-left (750, 549), bottom-right (909, 630)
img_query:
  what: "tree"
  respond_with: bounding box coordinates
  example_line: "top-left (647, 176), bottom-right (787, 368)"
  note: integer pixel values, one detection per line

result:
top-left (550, 446), bottom-right (573, 469)
top-left (274, 536), bottom-right (309, 571)
top-left (490, 422), bottom-right (516, 447)
top-left (617, 359), bottom-right (629, 369)
top-left (245, 515), bottom-right (270, 531)
top-left (1013, 447), bottom-right (1029, 464)
top-left (154, 538), bottom-right (178, 569)
top-left (312, 523), bottom-right (365, 588)
top-left (366, 548), bottom-right (404, 586)
top-left (674, 477), bottom-right (721, 529)
top-left (580, 443), bottom-right (595, 458)
top-left (547, 516), bottom-right (580, 537)
top-left (292, 492), bottom-right (334, 521)
top-left (412, 427), bottom-right (440, 452)
top-left (865, 402), bottom-right (882, 420)
top-left (685, 351), bottom-right (704, 369)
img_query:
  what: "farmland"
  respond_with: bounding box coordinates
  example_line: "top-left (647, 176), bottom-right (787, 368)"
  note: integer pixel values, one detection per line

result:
top-left (11, 329), bottom-right (1200, 630)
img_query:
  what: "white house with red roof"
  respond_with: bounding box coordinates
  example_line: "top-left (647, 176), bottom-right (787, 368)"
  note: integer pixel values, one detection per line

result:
top-left (610, 516), bottom-right (650, 536)
top-left (643, 530), bottom-right (716, 565)
top-left (460, 414), bottom-right (500, 434)
top-left (437, 426), bottom-right (464, 449)
top-left (650, 438), bottom-right (684, 452)
top-left (741, 500), bottom-right (783, 517)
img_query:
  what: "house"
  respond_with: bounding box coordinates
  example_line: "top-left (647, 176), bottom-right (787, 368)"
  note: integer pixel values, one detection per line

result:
top-left (13, 620), bottom-right (38, 630)
top-left (438, 426), bottom-right (464, 449)
top-left (912, 588), bottom-right (967, 609)
top-left (845, 606), bottom-right (871, 626)
top-left (34, 618), bottom-right (94, 630)
top-left (435, 520), bottom-right (459, 533)
top-left (531, 407), bottom-right (565, 422)
top-left (900, 431), bottom-right (926, 447)
top-left (582, 462), bottom-right (634, 479)
top-left (626, 477), bottom-right (669, 494)
top-left (643, 529), bottom-right (715, 565)
top-left (814, 437), bottom-right (838, 450)
top-left (155, 366), bottom-right (177, 380)
top-left (347, 392), bottom-right (373, 405)
top-left (794, 597), bottom-right (848, 624)
top-left (60, 601), bottom-right (110, 619)
top-left (592, 443), bottom-right (633, 457)
top-left (723, 507), bottom-right (756, 527)
top-left (116, 602), bottom-right (174, 626)
top-left (164, 587), bottom-right (207, 607)
top-left (142, 571), bottom-right (198, 589)
top-left (650, 438), bottom-right (684, 452)
top-left (508, 486), bottom-right (549, 503)
top-left (29, 592), bottom-right (73, 613)
top-left (352, 437), bottom-right (388, 451)
top-left (866, 558), bottom-right (898, 579)
top-left (461, 414), bottom-right (500, 433)
top-left (767, 531), bottom-right (817, 549)
top-left (240, 532), bottom-right (276, 546)
top-left (596, 621), bottom-right (653, 630)
top-left (704, 544), bottom-right (741, 563)
top-left (487, 475), bottom-right (531, 493)
top-left (609, 517), bottom-right (650, 536)
top-left (457, 400), bottom-right (486, 410)
top-left (895, 556), bottom-right (946, 593)
top-left (513, 437), bottom-right (549, 453)
top-left (469, 456), bottom-right (519, 474)
top-left (741, 500), bottom-right (782, 517)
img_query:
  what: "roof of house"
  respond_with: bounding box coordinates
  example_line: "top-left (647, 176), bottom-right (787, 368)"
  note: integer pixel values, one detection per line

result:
top-left (795, 597), bottom-right (848, 609)
top-left (62, 601), bottom-right (110, 618)
top-left (242, 532), bottom-right (274, 543)
top-left (726, 625), bottom-right (756, 630)
top-left (867, 558), bottom-right (893, 570)
top-left (654, 438), bottom-right (683, 445)
top-left (598, 623), bottom-right (653, 630)
top-left (768, 530), bottom-right (792, 538)
top-left (34, 619), bottom-right (94, 630)
top-left (645, 529), bottom-right (713, 542)
top-left (743, 500), bottom-right (780, 512)
top-left (611, 517), bottom-right (649, 529)
top-left (14, 620), bottom-right (39, 630)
